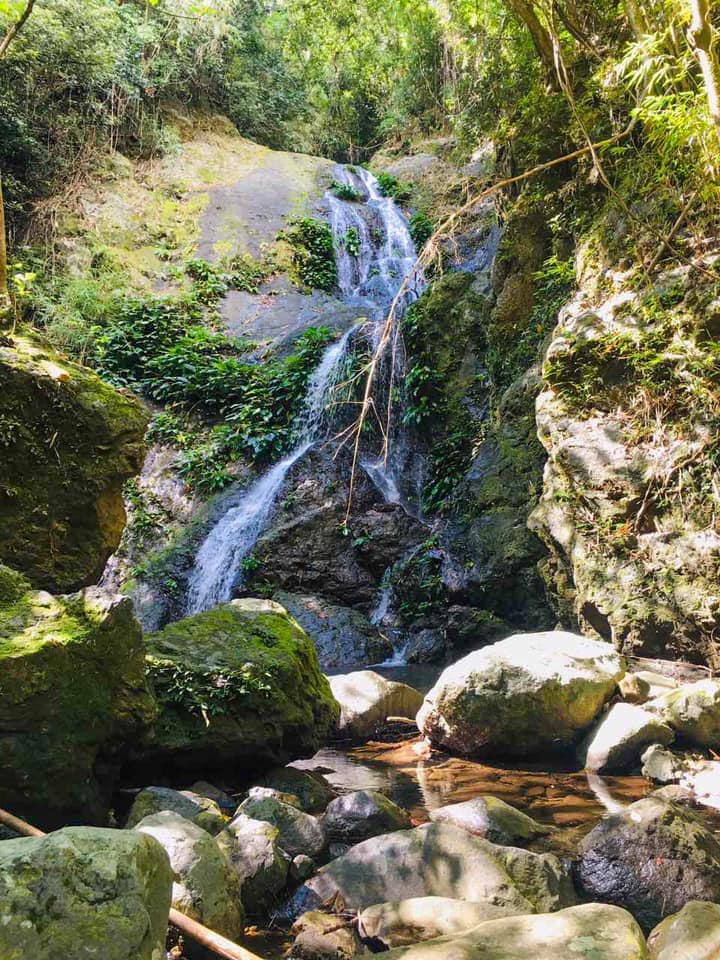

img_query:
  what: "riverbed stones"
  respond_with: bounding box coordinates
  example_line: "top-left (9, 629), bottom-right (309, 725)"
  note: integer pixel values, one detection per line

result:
top-left (285, 822), bottom-right (574, 918)
top-left (321, 790), bottom-right (411, 844)
top-left (641, 744), bottom-right (687, 783)
top-left (358, 897), bottom-right (535, 948)
top-left (254, 766), bottom-right (336, 812)
top-left (618, 673), bottom-right (651, 704)
top-left (0, 826), bottom-right (172, 960)
top-left (417, 631), bottom-right (624, 757)
top-left (576, 795), bottom-right (720, 931)
top-left (329, 670), bottom-right (424, 739)
top-left (647, 900), bottom-right (720, 959)
top-left (578, 703), bottom-right (674, 772)
top-left (134, 810), bottom-right (244, 939)
top-left (290, 910), bottom-right (366, 960)
top-left (428, 796), bottom-right (549, 845)
top-left (649, 679), bottom-right (720, 747)
top-left (131, 599), bottom-right (339, 781)
top-left (0, 575), bottom-right (155, 827)
top-left (377, 903), bottom-right (647, 960)
top-left (238, 794), bottom-right (326, 858)
top-left (216, 814), bottom-right (289, 919)
top-left (126, 786), bottom-right (226, 834)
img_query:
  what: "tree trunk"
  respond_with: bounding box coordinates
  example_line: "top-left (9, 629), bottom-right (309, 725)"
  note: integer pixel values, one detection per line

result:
top-left (507, 0), bottom-right (559, 86)
top-left (688, 0), bottom-right (720, 147)
top-left (0, 0), bottom-right (36, 59)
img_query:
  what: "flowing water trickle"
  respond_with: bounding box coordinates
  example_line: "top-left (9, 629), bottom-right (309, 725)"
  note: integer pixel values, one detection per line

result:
top-left (185, 166), bottom-right (425, 616)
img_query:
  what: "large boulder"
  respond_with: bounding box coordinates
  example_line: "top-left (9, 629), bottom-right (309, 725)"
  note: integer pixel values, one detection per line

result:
top-left (647, 900), bottom-right (720, 959)
top-left (0, 826), bottom-right (172, 960)
top-left (131, 599), bottom-right (339, 780)
top-left (578, 703), bottom-right (674, 772)
top-left (329, 670), bottom-right (424, 740)
top-left (237, 794), bottom-right (326, 859)
top-left (378, 903), bottom-right (647, 960)
top-left (428, 796), bottom-right (549, 845)
top-left (284, 823), bottom-right (575, 918)
top-left (0, 332), bottom-right (147, 592)
top-left (576, 796), bottom-right (720, 932)
top-left (0, 568), bottom-right (155, 827)
top-left (134, 810), bottom-right (244, 939)
top-left (216, 814), bottom-right (290, 919)
top-left (321, 790), bottom-right (411, 844)
top-left (125, 786), bottom-right (226, 835)
top-left (274, 592), bottom-right (392, 668)
top-left (358, 897), bottom-right (532, 948)
top-left (649, 680), bottom-right (720, 747)
top-left (417, 632), bottom-right (624, 757)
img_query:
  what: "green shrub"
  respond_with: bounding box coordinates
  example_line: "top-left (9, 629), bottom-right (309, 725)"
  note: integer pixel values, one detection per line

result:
top-left (331, 180), bottom-right (363, 202)
top-left (376, 173), bottom-right (413, 203)
top-left (281, 218), bottom-right (337, 291)
top-left (409, 210), bottom-right (434, 249)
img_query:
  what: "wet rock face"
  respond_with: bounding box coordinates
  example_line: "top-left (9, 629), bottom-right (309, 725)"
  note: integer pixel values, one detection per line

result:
top-left (129, 598), bottom-right (339, 782)
top-left (273, 592), bottom-right (391, 669)
top-left (576, 796), bottom-right (720, 932)
top-left (0, 332), bottom-right (148, 593)
top-left (0, 568), bottom-right (155, 828)
top-left (0, 827), bottom-right (172, 960)
top-left (417, 631), bottom-right (624, 757)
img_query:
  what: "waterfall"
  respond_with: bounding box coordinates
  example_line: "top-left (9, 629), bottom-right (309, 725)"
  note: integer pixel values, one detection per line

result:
top-left (184, 166), bottom-right (424, 616)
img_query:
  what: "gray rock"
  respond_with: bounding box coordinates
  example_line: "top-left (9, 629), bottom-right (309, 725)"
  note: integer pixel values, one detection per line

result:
top-left (641, 744), bottom-right (686, 783)
top-left (284, 823), bottom-right (574, 918)
top-left (635, 671), bottom-right (679, 700)
top-left (188, 780), bottom-right (237, 814)
top-left (216, 813), bottom-right (289, 919)
top-left (358, 897), bottom-right (529, 948)
top-left (248, 785), bottom-right (303, 809)
top-left (0, 826), bottom-right (172, 960)
top-left (126, 786), bottom-right (226, 834)
top-left (417, 632), bottom-right (624, 757)
top-left (321, 790), bottom-right (411, 844)
top-left (650, 679), bottom-right (720, 747)
top-left (618, 673), bottom-right (651, 704)
top-left (648, 899), bottom-right (720, 959)
top-left (274, 592), bottom-right (392, 669)
top-left (238, 794), bottom-right (325, 859)
top-left (578, 703), bottom-right (674, 772)
top-left (134, 810), bottom-right (243, 939)
top-left (329, 671), bottom-right (424, 740)
top-left (405, 630), bottom-right (446, 665)
top-left (576, 795), bottom-right (720, 931)
top-left (291, 854), bottom-right (316, 884)
top-left (255, 767), bottom-right (336, 812)
top-left (290, 910), bottom-right (366, 960)
top-left (378, 903), bottom-right (647, 960)
top-left (429, 796), bottom-right (549, 845)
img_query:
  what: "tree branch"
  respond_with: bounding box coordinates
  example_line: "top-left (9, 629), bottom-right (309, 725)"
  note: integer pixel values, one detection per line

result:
top-left (0, 0), bottom-right (36, 60)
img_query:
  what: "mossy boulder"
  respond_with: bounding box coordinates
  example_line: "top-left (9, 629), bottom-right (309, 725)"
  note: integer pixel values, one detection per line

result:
top-left (0, 332), bottom-right (148, 592)
top-left (0, 826), bottom-right (173, 960)
top-left (132, 599), bottom-right (339, 780)
top-left (0, 566), bottom-right (156, 827)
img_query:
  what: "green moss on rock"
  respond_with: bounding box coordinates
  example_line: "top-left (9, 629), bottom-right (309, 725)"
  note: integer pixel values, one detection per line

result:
top-left (0, 331), bottom-right (148, 592)
top-left (132, 599), bottom-right (339, 780)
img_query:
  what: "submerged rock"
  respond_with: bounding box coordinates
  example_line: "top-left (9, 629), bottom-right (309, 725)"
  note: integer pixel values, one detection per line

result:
top-left (135, 810), bottom-right (244, 939)
top-left (0, 570), bottom-right (155, 826)
top-left (578, 703), bottom-right (674, 772)
top-left (130, 599), bottom-right (339, 780)
top-left (0, 332), bottom-right (147, 592)
top-left (321, 790), bottom-right (411, 844)
top-left (125, 786), bottom-right (226, 835)
top-left (417, 631), bottom-right (624, 757)
top-left (274, 591), bottom-right (392, 669)
top-left (216, 814), bottom-right (290, 919)
top-left (237, 794), bottom-right (326, 859)
top-left (358, 897), bottom-right (527, 948)
top-left (576, 795), bottom-right (720, 931)
top-left (649, 679), bottom-right (720, 747)
top-left (329, 670), bottom-right (424, 739)
top-left (428, 796), bottom-right (549, 845)
top-left (647, 899), bottom-right (720, 959)
top-left (378, 903), bottom-right (647, 960)
top-left (284, 822), bottom-right (574, 918)
top-left (0, 826), bottom-right (172, 960)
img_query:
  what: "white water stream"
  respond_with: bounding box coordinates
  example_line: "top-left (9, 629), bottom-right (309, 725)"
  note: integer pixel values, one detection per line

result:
top-left (185, 167), bottom-right (425, 617)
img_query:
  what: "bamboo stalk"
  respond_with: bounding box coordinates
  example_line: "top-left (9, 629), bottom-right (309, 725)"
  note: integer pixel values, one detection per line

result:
top-left (0, 806), bottom-right (262, 960)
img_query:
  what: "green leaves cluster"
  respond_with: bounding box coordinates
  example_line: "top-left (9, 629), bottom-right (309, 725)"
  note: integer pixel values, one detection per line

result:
top-left (281, 218), bottom-right (338, 291)
top-left (148, 657), bottom-right (274, 722)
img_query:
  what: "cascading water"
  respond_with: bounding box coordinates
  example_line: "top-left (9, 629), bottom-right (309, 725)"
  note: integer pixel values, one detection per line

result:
top-left (185, 166), bottom-right (426, 617)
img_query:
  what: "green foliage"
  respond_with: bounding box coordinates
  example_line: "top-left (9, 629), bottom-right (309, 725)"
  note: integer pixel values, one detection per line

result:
top-left (344, 227), bottom-right (361, 257)
top-left (281, 218), bottom-right (337, 291)
top-left (331, 180), bottom-right (362, 202)
top-left (409, 210), bottom-right (434, 249)
top-left (392, 537), bottom-right (445, 624)
top-left (376, 173), bottom-right (413, 203)
top-left (147, 657), bottom-right (273, 721)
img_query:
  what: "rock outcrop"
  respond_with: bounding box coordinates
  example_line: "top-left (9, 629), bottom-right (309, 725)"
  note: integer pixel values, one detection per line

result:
top-left (0, 826), bottom-right (172, 960)
top-left (417, 631), bottom-right (624, 757)
top-left (0, 332), bottom-right (147, 592)
top-left (131, 599), bottom-right (338, 780)
top-left (0, 567), bottom-right (155, 826)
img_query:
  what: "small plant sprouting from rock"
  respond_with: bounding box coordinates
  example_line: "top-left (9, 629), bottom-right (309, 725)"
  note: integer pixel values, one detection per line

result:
top-left (344, 227), bottom-right (361, 257)
top-left (331, 180), bottom-right (363, 202)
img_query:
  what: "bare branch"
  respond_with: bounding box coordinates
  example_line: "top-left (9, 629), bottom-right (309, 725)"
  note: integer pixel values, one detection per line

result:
top-left (0, 0), bottom-right (36, 60)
